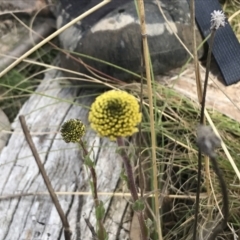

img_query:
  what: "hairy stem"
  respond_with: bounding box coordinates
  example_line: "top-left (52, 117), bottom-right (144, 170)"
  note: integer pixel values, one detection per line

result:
top-left (117, 137), bottom-right (148, 240)
top-left (79, 139), bottom-right (106, 240)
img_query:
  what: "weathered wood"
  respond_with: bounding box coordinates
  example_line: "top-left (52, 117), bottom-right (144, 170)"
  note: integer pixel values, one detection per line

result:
top-left (0, 70), bottom-right (131, 240)
top-left (158, 63), bottom-right (240, 122)
top-left (0, 18), bottom-right (55, 71)
top-left (0, 110), bottom-right (10, 153)
top-left (0, 0), bottom-right (49, 15)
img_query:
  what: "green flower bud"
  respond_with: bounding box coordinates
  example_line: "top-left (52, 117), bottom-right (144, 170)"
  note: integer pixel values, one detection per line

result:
top-left (61, 119), bottom-right (85, 143)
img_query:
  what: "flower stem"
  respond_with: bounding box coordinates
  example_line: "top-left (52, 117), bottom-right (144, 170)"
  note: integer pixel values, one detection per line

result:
top-left (200, 29), bottom-right (216, 124)
top-left (208, 155), bottom-right (229, 240)
top-left (79, 139), bottom-right (106, 240)
top-left (193, 29), bottom-right (216, 240)
top-left (117, 137), bottom-right (148, 240)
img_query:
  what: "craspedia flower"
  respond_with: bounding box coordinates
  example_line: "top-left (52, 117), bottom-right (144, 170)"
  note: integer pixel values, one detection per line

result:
top-left (89, 90), bottom-right (142, 140)
top-left (61, 119), bottom-right (85, 143)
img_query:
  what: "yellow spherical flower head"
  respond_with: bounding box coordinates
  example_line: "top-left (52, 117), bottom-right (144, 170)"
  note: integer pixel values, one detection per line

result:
top-left (61, 119), bottom-right (85, 143)
top-left (89, 90), bottom-right (142, 140)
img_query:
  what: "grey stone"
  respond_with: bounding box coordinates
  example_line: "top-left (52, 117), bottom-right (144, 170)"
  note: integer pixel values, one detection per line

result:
top-left (56, 0), bottom-right (204, 84)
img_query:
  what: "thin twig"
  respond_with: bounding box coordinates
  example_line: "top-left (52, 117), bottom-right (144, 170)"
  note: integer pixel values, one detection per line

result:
top-left (19, 115), bottom-right (72, 240)
top-left (0, 191), bottom-right (209, 200)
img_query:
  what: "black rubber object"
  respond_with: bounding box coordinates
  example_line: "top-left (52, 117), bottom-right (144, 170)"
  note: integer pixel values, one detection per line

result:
top-left (194, 0), bottom-right (240, 86)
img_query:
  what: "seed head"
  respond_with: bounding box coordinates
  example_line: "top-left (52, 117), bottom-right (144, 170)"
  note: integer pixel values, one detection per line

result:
top-left (211, 10), bottom-right (226, 30)
top-left (196, 125), bottom-right (221, 158)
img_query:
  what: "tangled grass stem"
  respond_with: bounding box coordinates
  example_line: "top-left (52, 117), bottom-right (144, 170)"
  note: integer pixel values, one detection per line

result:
top-left (136, 0), bottom-right (162, 238)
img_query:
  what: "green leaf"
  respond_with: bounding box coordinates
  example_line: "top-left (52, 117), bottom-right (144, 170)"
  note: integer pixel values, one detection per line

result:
top-left (132, 199), bottom-right (145, 212)
top-left (97, 227), bottom-right (108, 240)
top-left (120, 170), bottom-right (128, 184)
top-left (96, 201), bottom-right (105, 220)
top-left (145, 218), bottom-right (153, 231)
top-left (84, 155), bottom-right (94, 168)
top-left (89, 181), bottom-right (94, 194)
